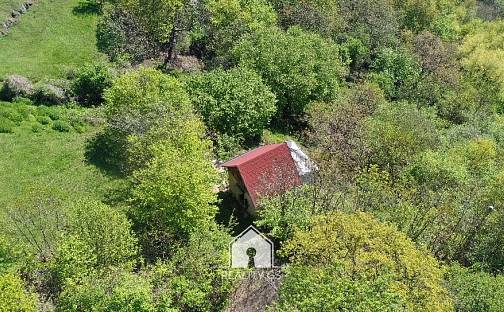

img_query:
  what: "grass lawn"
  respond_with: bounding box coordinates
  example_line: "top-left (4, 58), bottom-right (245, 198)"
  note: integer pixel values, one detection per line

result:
top-left (0, 106), bottom-right (118, 214)
top-left (0, 0), bottom-right (106, 80)
top-left (0, 0), bottom-right (22, 19)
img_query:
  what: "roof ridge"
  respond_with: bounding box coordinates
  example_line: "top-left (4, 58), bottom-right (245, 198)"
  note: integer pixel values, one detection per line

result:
top-left (221, 143), bottom-right (285, 167)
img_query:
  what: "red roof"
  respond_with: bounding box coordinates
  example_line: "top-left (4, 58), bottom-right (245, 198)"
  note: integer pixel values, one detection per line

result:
top-left (222, 143), bottom-right (301, 206)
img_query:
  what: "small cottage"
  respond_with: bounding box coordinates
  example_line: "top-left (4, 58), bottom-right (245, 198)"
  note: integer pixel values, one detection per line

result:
top-left (221, 141), bottom-right (316, 214)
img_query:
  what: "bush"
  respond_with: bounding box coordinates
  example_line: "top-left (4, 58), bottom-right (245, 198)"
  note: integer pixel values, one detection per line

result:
top-left (0, 106), bottom-right (24, 124)
top-left (0, 75), bottom-right (33, 101)
top-left (72, 63), bottom-right (113, 106)
top-left (364, 101), bottom-right (440, 180)
top-left (446, 264), bottom-right (504, 312)
top-left (52, 201), bottom-right (138, 286)
top-left (37, 106), bottom-right (62, 121)
top-left (369, 47), bottom-right (421, 100)
top-left (214, 133), bottom-right (243, 161)
top-left (57, 271), bottom-right (154, 312)
top-left (71, 119), bottom-right (87, 133)
top-left (31, 123), bottom-right (44, 133)
top-left (0, 272), bottom-right (38, 312)
top-left (52, 120), bottom-right (71, 132)
top-left (12, 97), bottom-right (33, 106)
top-left (96, 6), bottom-right (160, 64)
top-left (0, 236), bottom-right (19, 273)
top-left (186, 67), bottom-right (277, 143)
top-left (0, 117), bottom-right (15, 133)
top-left (32, 83), bottom-right (67, 105)
top-left (148, 227), bottom-right (235, 311)
top-left (36, 115), bottom-right (51, 125)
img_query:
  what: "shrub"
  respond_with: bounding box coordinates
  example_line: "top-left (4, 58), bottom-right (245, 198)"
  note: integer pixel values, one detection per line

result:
top-left (0, 117), bottom-right (15, 133)
top-left (52, 120), bottom-right (71, 132)
top-left (72, 63), bottom-right (113, 106)
top-left (446, 264), bottom-right (504, 312)
top-left (57, 271), bottom-right (154, 312)
top-left (148, 227), bottom-right (235, 311)
top-left (71, 120), bottom-right (87, 133)
top-left (369, 47), bottom-right (421, 100)
top-left (31, 123), bottom-right (44, 133)
top-left (214, 133), bottom-right (243, 161)
top-left (37, 106), bottom-right (62, 121)
top-left (186, 67), bottom-right (277, 143)
top-left (36, 115), bottom-right (51, 125)
top-left (129, 120), bottom-right (219, 247)
top-left (0, 236), bottom-right (19, 273)
top-left (0, 106), bottom-right (24, 124)
top-left (364, 101), bottom-right (440, 180)
top-left (32, 83), bottom-right (67, 105)
top-left (0, 272), bottom-right (38, 312)
top-left (12, 97), bottom-right (33, 106)
top-left (0, 75), bottom-right (33, 101)
top-left (52, 201), bottom-right (138, 287)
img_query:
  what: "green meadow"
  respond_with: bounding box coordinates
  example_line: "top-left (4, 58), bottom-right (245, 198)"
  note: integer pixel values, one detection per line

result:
top-left (0, 0), bottom-right (105, 79)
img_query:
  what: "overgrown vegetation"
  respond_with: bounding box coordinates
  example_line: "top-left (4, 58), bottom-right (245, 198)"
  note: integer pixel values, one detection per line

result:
top-left (2, 0), bottom-right (504, 310)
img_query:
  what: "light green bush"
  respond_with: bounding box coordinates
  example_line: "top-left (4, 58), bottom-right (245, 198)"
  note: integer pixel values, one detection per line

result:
top-left (0, 272), bottom-right (37, 312)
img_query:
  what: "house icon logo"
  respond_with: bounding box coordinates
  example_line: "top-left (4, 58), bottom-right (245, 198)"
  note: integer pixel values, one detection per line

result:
top-left (230, 225), bottom-right (274, 268)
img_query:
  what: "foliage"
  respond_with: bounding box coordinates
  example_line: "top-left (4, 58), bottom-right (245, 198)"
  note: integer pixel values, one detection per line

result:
top-left (186, 67), bottom-right (277, 143)
top-left (0, 117), bottom-right (15, 134)
top-left (257, 184), bottom-right (342, 243)
top-left (53, 201), bottom-right (138, 284)
top-left (201, 0), bottom-right (278, 65)
top-left (363, 101), bottom-right (440, 179)
top-left (148, 227), bottom-right (235, 311)
top-left (232, 26), bottom-right (347, 123)
top-left (32, 83), bottom-right (67, 105)
top-left (103, 68), bottom-right (193, 173)
top-left (305, 83), bottom-right (384, 179)
top-left (369, 47), bottom-right (422, 100)
top-left (52, 120), bottom-right (72, 132)
top-left (97, 5), bottom-right (160, 64)
top-left (0, 75), bottom-right (33, 101)
top-left (57, 270), bottom-right (155, 312)
top-left (57, 227), bottom-right (232, 312)
top-left (214, 133), bottom-right (244, 161)
top-left (273, 264), bottom-right (405, 311)
top-left (72, 63), bottom-right (114, 106)
top-left (0, 272), bottom-right (38, 312)
top-left (461, 20), bottom-right (504, 114)
top-left (129, 119), bottom-right (219, 247)
top-left (445, 264), bottom-right (504, 312)
top-left (280, 211), bottom-right (454, 311)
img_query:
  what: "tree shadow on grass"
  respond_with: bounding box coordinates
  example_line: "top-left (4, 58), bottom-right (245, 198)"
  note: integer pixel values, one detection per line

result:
top-left (72, 1), bottom-right (101, 16)
top-left (84, 130), bottom-right (125, 179)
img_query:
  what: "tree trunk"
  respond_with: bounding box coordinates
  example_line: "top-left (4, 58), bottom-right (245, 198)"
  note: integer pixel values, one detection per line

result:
top-left (163, 13), bottom-right (179, 67)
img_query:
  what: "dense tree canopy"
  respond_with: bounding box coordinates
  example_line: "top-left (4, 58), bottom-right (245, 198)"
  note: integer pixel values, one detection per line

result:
top-left (186, 67), bottom-right (277, 143)
top-left (276, 212), bottom-right (453, 311)
top-left (4, 0), bottom-right (504, 310)
top-left (231, 26), bottom-right (347, 123)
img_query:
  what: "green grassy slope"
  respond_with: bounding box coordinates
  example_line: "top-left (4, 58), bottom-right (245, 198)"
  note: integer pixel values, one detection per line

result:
top-left (0, 0), bottom-right (22, 19)
top-left (0, 0), bottom-right (105, 79)
top-left (0, 106), bottom-right (117, 213)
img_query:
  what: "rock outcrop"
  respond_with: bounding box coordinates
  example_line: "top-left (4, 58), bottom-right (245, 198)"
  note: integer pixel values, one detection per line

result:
top-left (0, 1), bottom-right (36, 37)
